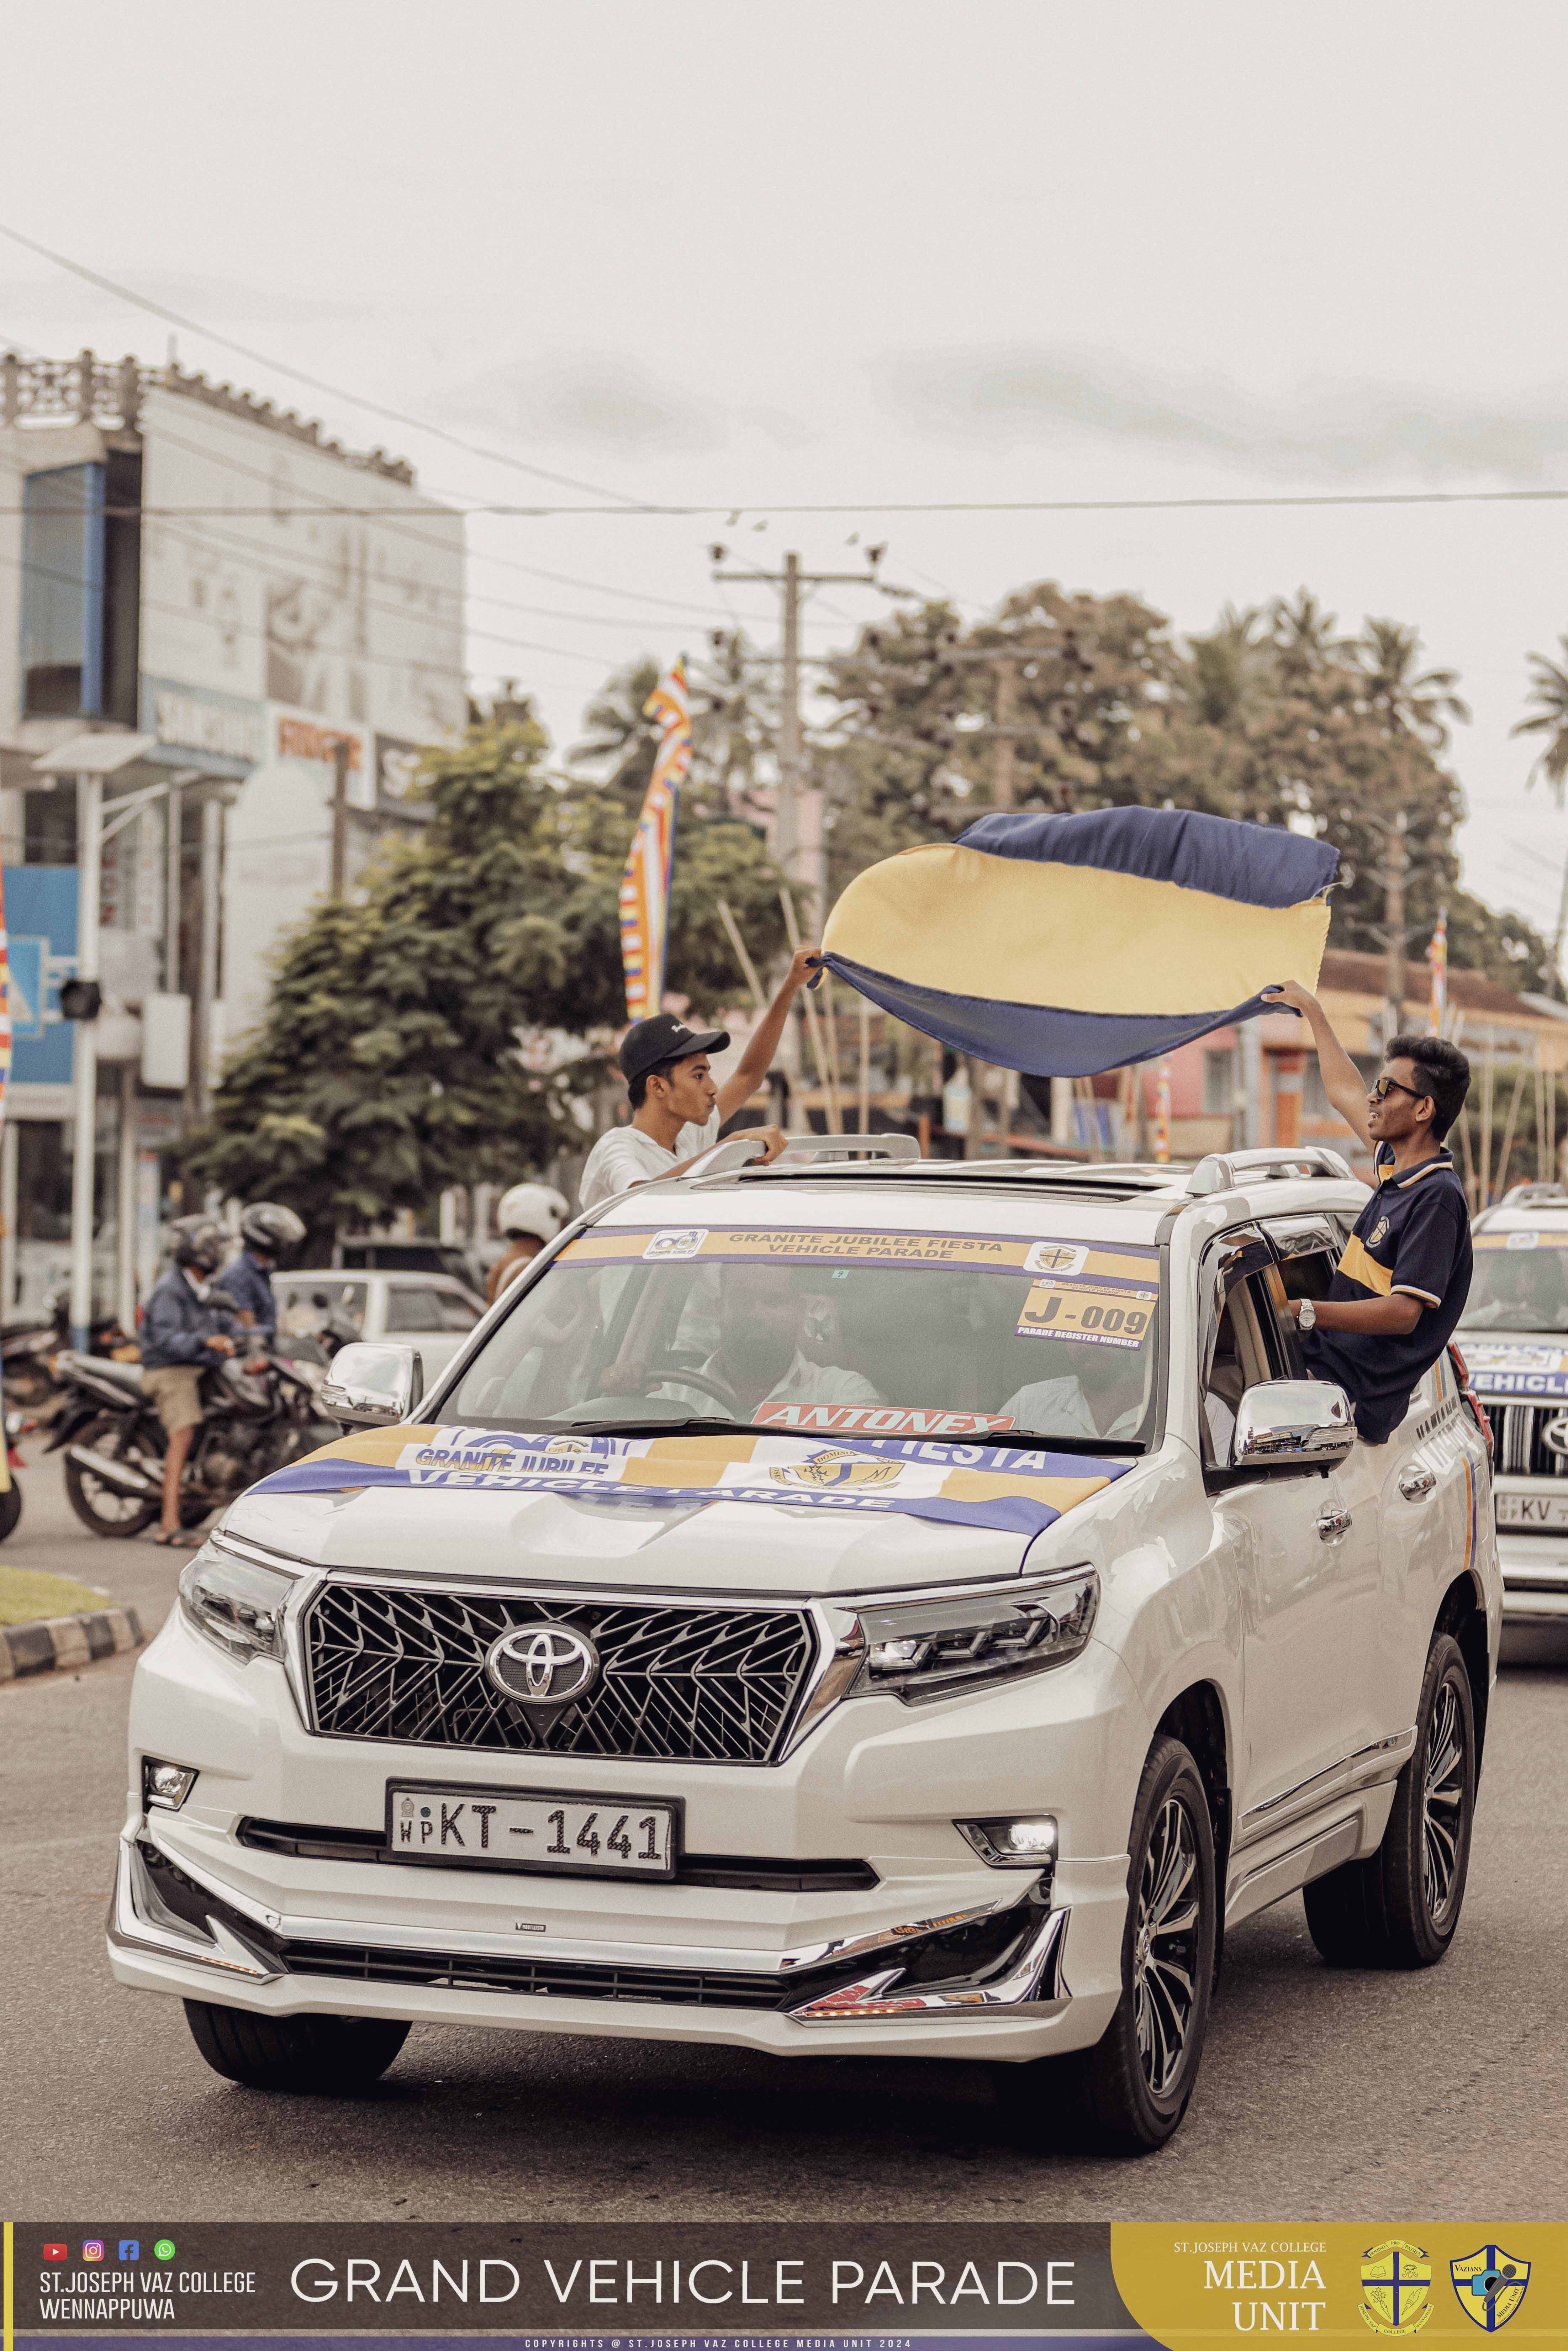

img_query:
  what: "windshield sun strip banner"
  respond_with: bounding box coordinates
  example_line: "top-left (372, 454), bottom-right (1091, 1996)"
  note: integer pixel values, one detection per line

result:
top-left (253, 1423), bottom-right (1130, 1537)
top-left (1474, 1230), bottom-right (1568, 1250)
top-left (566, 1225), bottom-right (1161, 1284)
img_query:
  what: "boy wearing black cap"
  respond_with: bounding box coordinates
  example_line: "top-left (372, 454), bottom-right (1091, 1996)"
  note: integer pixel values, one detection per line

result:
top-left (580, 945), bottom-right (820, 1210)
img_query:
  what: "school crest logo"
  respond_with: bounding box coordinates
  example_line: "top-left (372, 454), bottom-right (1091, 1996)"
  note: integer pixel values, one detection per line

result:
top-left (1450, 2247), bottom-right (1530, 2331)
top-left (1369, 1217), bottom-right (1391, 1248)
top-left (769, 1447), bottom-right (903, 1490)
top-left (1360, 2241), bottom-right (1432, 2335)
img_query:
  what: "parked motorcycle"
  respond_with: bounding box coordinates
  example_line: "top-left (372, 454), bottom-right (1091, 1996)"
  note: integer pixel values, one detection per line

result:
top-left (48, 1343), bottom-right (342, 1539)
top-left (3, 1296), bottom-right (137, 1416)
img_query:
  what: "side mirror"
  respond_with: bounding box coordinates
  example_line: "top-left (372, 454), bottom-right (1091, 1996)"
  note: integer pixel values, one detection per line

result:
top-left (319, 1341), bottom-right (425, 1428)
top-left (1231, 1378), bottom-right (1354, 1471)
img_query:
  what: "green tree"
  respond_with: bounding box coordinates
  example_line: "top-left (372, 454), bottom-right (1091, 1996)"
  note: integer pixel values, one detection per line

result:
top-left (1514, 639), bottom-right (1568, 962)
top-left (184, 714), bottom-right (791, 1238)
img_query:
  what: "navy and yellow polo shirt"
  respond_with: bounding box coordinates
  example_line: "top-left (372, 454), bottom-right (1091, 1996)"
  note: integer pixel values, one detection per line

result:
top-left (1300, 1143), bottom-right (1472, 1444)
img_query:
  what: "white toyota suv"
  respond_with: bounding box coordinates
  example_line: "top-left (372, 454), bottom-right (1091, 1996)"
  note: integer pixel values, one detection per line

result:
top-left (111, 1140), bottom-right (1498, 2154)
top-left (1458, 1182), bottom-right (1568, 1631)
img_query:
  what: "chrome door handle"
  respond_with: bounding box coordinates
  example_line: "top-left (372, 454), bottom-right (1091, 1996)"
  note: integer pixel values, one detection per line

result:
top-left (1316, 1508), bottom-right (1352, 1544)
top-left (1398, 1467), bottom-right (1437, 1502)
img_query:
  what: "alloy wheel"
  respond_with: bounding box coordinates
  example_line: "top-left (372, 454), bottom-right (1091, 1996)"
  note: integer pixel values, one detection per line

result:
top-left (1132, 1792), bottom-right (1202, 2095)
top-left (1422, 1675), bottom-right (1467, 1926)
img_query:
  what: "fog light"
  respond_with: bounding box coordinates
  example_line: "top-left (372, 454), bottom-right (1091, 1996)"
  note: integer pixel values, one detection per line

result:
top-left (956, 1814), bottom-right (1057, 1868)
top-left (142, 1758), bottom-right (197, 1812)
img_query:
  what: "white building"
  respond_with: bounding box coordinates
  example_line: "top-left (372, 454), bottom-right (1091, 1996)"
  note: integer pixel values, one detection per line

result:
top-left (0, 350), bottom-right (466, 1313)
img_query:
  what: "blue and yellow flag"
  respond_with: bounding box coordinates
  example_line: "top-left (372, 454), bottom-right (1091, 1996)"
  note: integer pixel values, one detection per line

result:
top-left (822, 805), bottom-right (1337, 1077)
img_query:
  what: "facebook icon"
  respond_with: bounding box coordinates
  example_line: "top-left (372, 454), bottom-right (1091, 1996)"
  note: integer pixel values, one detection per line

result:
top-left (118, 2241), bottom-right (139, 2260)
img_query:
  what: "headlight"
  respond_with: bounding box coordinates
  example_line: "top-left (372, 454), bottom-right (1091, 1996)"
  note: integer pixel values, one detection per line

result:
top-left (178, 1542), bottom-right (296, 1663)
top-left (850, 1567), bottom-right (1098, 1704)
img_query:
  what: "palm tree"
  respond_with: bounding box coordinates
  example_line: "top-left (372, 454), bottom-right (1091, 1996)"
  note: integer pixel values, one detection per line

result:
top-left (1358, 619), bottom-right (1470, 751)
top-left (569, 656), bottom-right (663, 804)
top-left (1514, 639), bottom-right (1568, 960)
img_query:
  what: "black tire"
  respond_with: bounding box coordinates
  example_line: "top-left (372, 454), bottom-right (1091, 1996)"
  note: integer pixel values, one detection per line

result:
top-left (63, 1412), bottom-right (162, 1538)
top-left (183, 2001), bottom-right (410, 2094)
top-left (997, 1735), bottom-right (1217, 2156)
top-left (0, 1479), bottom-right (21, 1541)
top-left (1303, 1631), bottom-right (1475, 1969)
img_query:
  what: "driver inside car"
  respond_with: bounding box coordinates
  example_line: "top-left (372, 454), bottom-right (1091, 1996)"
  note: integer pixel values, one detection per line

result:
top-left (999, 1330), bottom-right (1148, 1442)
top-left (1463, 1246), bottom-right (1568, 1330)
top-left (604, 1261), bottom-right (881, 1419)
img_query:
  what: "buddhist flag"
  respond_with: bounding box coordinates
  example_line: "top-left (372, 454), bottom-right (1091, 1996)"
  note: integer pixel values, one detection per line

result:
top-left (822, 806), bottom-right (1337, 1078)
top-left (0, 863), bottom-right (11, 1126)
top-left (620, 657), bottom-right (691, 1022)
top-left (1428, 907), bottom-right (1448, 1036)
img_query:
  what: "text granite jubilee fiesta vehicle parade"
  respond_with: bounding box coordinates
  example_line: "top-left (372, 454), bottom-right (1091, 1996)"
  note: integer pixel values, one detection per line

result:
top-left (108, 1133), bottom-right (1497, 2155)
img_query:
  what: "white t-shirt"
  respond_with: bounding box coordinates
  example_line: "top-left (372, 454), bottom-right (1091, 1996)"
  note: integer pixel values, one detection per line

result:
top-left (999, 1374), bottom-right (1144, 1442)
top-left (579, 1112), bottom-right (721, 1211)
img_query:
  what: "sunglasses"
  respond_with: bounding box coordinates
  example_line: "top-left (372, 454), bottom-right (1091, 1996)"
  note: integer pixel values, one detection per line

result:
top-left (1369, 1075), bottom-right (1431, 1105)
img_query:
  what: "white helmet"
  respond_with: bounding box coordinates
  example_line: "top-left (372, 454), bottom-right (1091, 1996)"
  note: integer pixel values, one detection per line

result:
top-left (496, 1182), bottom-right (569, 1243)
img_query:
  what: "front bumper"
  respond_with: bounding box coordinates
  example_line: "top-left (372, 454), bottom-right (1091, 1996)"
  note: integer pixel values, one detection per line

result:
top-left (110, 1604), bottom-right (1139, 2061)
top-left (1494, 1496), bottom-right (1568, 1623)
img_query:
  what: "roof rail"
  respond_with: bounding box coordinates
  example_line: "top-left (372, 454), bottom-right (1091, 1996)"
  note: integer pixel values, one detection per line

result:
top-left (1187, 1145), bottom-right (1356, 1197)
top-left (1499, 1180), bottom-right (1568, 1209)
top-left (676, 1131), bottom-right (921, 1183)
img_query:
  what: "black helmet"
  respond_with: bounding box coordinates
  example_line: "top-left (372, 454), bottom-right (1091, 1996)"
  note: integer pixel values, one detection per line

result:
top-left (240, 1202), bottom-right (306, 1258)
top-left (170, 1214), bottom-right (225, 1274)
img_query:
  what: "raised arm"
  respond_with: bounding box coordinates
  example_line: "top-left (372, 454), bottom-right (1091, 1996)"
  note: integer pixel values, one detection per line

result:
top-left (714, 944), bottom-right (821, 1125)
top-left (1262, 981), bottom-right (1372, 1151)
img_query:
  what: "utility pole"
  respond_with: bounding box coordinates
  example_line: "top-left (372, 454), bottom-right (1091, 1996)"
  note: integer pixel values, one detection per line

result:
top-left (1382, 809), bottom-right (1408, 1051)
top-left (330, 735), bottom-right (350, 897)
top-left (68, 768), bottom-right (102, 1350)
top-left (992, 655), bottom-right (1018, 810)
top-left (711, 546), bottom-right (889, 936)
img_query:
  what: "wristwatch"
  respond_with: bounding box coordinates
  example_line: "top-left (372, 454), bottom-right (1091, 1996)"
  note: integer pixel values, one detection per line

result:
top-left (1298, 1299), bottom-right (1318, 1332)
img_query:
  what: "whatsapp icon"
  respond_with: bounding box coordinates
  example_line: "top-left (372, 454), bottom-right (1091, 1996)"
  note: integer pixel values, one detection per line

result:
top-left (153, 2241), bottom-right (175, 2262)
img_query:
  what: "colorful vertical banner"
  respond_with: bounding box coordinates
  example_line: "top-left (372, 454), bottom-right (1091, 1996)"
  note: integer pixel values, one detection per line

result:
top-left (1153, 1060), bottom-right (1171, 1162)
top-left (1429, 905), bottom-right (1448, 1036)
top-left (0, 861), bottom-right (11, 1124)
top-left (619, 656), bottom-right (691, 1022)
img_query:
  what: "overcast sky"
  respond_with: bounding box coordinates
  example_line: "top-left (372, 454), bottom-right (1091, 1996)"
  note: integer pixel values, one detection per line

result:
top-left (2, 1), bottom-right (1566, 951)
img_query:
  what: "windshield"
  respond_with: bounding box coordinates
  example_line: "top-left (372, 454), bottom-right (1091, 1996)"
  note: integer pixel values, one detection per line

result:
top-left (445, 1221), bottom-right (1161, 1452)
top-left (1462, 1232), bottom-right (1568, 1334)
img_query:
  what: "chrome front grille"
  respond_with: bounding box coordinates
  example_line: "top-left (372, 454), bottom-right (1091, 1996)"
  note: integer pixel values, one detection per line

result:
top-left (303, 1584), bottom-right (816, 1765)
top-left (1482, 1402), bottom-right (1568, 1479)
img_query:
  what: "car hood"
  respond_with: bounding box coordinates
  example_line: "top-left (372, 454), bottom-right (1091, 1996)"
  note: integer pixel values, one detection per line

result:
top-left (225, 1420), bottom-right (1135, 1596)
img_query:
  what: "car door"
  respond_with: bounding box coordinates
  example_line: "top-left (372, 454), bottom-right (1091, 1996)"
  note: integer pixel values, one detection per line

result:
top-left (1198, 1227), bottom-right (1360, 1820)
top-left (1262, 1214), bottom-right (1386, 1759)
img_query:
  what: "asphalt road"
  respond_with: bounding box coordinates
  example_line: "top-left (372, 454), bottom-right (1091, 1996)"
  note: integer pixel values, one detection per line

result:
top-left (2, 1446), bottom-right (1564, 2223)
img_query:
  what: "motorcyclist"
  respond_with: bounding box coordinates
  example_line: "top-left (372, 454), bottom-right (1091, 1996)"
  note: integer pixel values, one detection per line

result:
top-left (486, 1183), bottom-right (570, 1304)
top-left (141, 1215), bottom-right (247, 1547)
top-left (222, 1203), bottom-right (307, 1336)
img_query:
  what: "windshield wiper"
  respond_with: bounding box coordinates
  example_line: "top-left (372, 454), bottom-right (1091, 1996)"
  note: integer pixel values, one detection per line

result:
top-left (1005, 1433), bottom-right (1145, 1456)
top-left (559, 1416), bottom-right (766, 1438)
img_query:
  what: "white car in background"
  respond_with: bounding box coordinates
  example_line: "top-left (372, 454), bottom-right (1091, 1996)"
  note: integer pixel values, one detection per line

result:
top-left (115, 1142), bottom-right (1497, 2155)
top-left (272, 1270), bottom-right (486, 1385)
top-left (1458, 1182), bottom-right (1568, 1630)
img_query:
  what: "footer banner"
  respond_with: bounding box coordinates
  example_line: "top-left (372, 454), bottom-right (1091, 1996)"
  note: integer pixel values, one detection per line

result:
top-left (3, 2223), bottom-right (1562, 2350)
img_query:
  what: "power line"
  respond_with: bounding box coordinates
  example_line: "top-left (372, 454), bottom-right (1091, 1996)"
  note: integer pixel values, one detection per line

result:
top-left (0, 218), bottom-right (651, 508)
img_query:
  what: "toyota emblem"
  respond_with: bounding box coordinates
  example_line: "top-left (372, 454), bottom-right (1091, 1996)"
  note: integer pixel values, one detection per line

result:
top-left (1544, 1414), bottom-right (1568, 1460)
top-left (485, 1623), bottom-right (600, 1706)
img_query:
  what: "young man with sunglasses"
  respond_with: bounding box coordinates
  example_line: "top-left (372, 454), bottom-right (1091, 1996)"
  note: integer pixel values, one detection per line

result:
top-left (1263, 982), bottom-right (1473, 1444)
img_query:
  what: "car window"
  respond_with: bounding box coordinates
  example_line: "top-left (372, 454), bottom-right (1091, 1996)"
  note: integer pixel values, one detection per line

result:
top-left (1198, 1232), bottom-right (1288, 1470)
top-left (1463, 1229), bottom-right (1568, 1333)
top-left (275, 1280), bottom-right (367, 1335)
top-left (384, 1285), bottom-right (448, 1333)
top-left (444, 1221), bottom-right (1163, 1452)
top-left (434, 1289), bottom-right (481, 1332)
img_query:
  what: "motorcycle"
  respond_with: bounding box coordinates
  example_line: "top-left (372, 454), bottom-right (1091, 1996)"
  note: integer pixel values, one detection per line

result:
top-left (3, 1295), bottom-right (137, 1417)
top-left (48, 1341), bottom-right (342, 1539)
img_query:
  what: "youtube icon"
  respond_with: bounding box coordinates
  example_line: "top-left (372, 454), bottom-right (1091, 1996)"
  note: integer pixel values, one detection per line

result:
top-left (42, 2244), bottom-right (67, 2263)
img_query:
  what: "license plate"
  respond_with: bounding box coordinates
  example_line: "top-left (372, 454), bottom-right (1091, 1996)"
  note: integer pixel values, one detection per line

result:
top-left (1496, 1492), bottom-right (1568, 1530)
top-left (386, 1783), bottom-right (679, 1879)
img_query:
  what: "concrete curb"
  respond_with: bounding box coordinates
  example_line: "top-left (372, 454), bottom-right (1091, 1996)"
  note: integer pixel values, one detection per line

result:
top-left (0, 1603), bottom-right (144, 1683)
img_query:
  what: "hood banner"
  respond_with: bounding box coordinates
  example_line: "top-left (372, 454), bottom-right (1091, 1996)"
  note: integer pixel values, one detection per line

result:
top-left (255, 1423), bottom-right (1129, 1538)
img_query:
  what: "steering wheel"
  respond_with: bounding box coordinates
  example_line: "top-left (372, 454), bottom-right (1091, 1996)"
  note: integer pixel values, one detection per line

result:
top-left (647, 1363), bottom-right (743, 1416)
